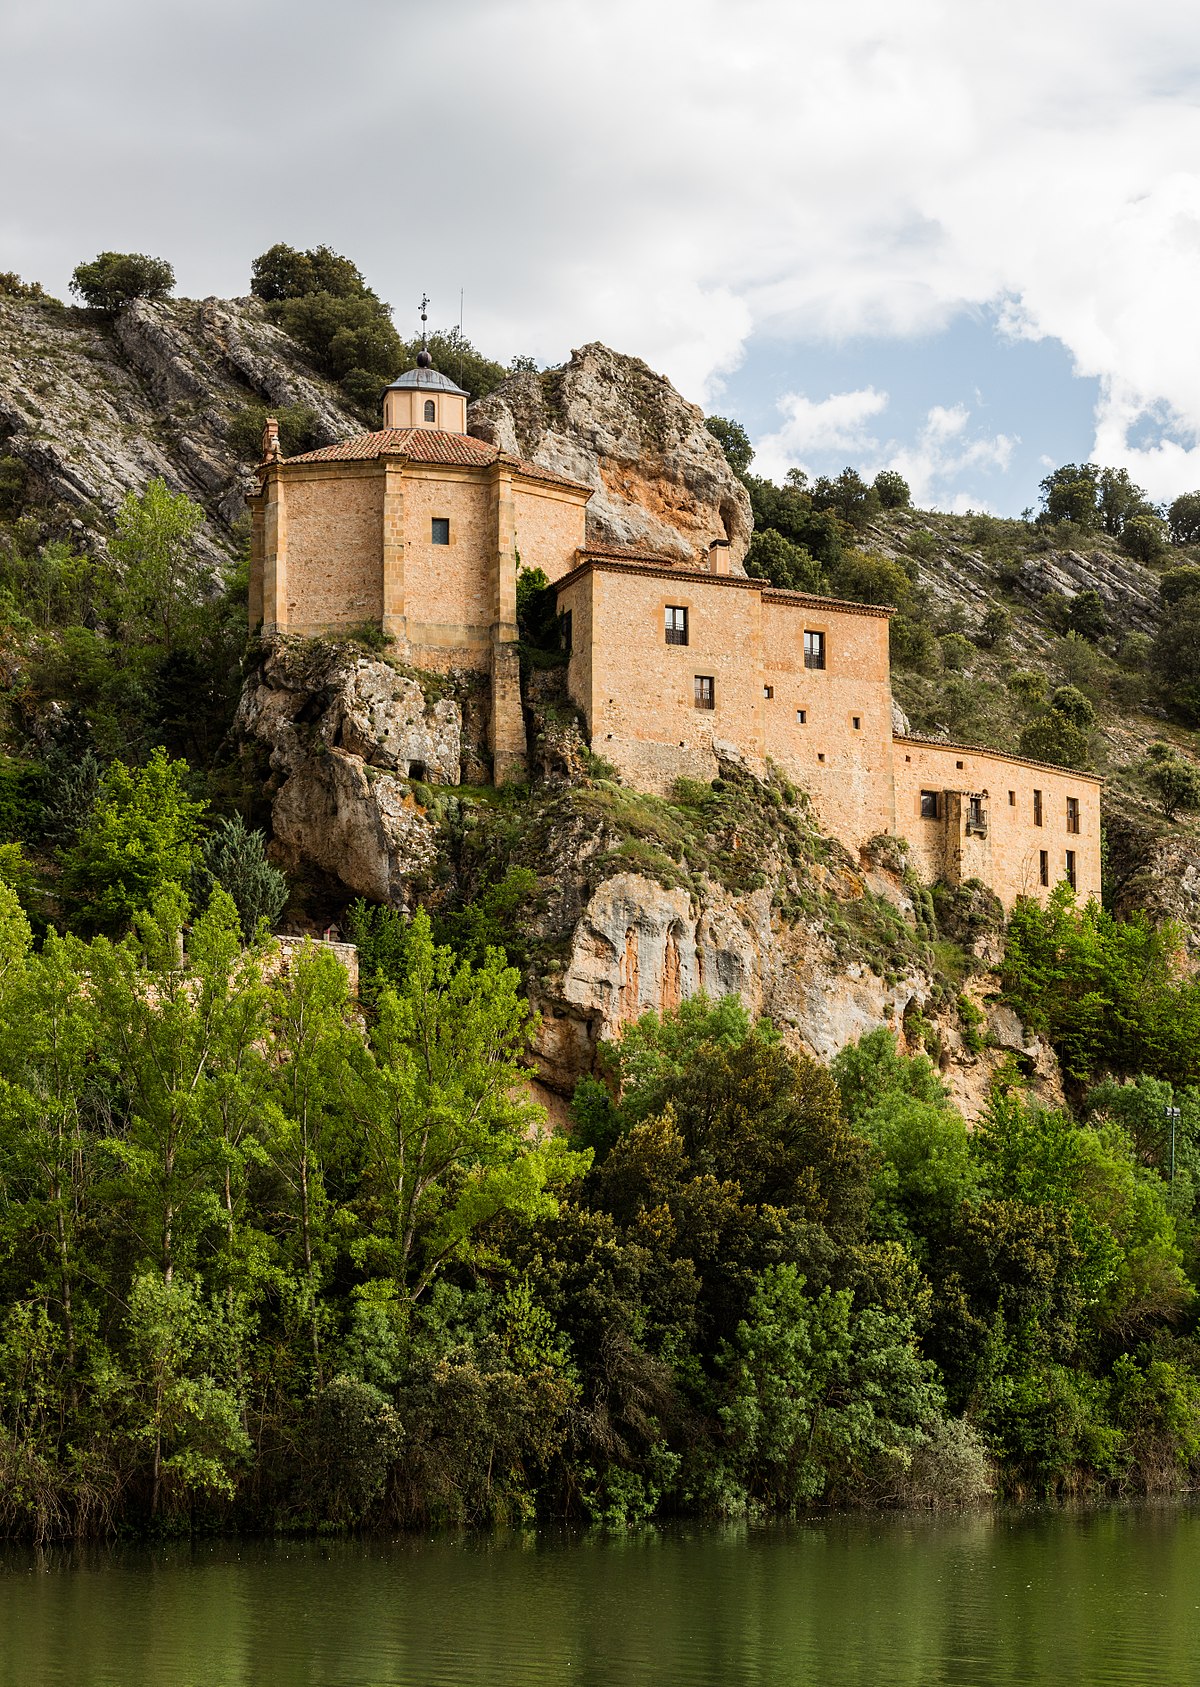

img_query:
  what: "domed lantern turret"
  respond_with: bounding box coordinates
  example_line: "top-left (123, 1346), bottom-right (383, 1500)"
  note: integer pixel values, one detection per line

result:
top-left (383, 293), bottom-right (469, 432)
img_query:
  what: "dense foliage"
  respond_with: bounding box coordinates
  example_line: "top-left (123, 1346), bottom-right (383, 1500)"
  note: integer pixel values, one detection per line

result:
top-left (70, 252), bottom-right (175, 313)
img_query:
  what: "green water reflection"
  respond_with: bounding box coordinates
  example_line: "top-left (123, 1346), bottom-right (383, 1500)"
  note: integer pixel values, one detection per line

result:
top-left (2, 1506), bottom-right (1198, 1686)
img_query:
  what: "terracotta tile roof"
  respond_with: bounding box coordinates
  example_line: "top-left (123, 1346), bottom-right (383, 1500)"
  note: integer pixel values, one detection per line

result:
top-left (280, 428), bottom-right (590, 492)
top-left (284, 428), bottom-right (497, 467)
top-left (895, 733), bottom-right (1104, 783)
top-left (560, 552), bottom-right (895, 618)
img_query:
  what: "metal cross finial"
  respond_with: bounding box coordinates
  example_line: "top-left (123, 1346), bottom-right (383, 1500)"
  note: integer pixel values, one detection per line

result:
top-left (419, 293), bottom-right (429, 346)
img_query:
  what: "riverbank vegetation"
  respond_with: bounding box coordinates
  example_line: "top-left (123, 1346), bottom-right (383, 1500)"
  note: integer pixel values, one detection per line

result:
top-left (2, 868), bottom-right (1200, 1539)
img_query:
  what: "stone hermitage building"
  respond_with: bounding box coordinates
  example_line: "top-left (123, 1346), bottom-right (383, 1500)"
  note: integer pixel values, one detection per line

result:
top-left (247, 356), bottom-right (1101, 912)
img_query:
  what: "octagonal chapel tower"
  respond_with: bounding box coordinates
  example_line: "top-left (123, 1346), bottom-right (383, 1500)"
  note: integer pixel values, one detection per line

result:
top-left (382, 349), bottom-right (469, 432)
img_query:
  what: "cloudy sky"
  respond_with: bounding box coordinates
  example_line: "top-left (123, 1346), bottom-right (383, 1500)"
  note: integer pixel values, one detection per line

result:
top-left (5, 0), bottom-right (1200, 514)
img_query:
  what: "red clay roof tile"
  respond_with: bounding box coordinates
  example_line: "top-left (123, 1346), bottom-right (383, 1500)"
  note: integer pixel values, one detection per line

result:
top-left (281, 428), bottom-right (589, 491)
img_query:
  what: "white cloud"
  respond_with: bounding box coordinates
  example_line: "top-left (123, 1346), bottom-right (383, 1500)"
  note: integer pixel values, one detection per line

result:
top-left (754, 387), bottom-right (888, 478)
top-left (755, 386), bottom-right (1014, 510)
top-left (3, 0), bottom-right (1200, 483)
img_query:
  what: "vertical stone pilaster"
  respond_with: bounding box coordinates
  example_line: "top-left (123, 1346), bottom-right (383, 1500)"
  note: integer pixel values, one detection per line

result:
top-left (262, 467), bottom-right (289, 634)
top-left (489, 461), bottom-right (527, 782)
top-left (381, 460), bottom-right (407, 649)
top-left (248, 497), bottom-right (265, 630)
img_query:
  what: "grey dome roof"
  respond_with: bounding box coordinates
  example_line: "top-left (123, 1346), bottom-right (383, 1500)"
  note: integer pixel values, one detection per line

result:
top-left (386, 364), bottom-right (469, 397)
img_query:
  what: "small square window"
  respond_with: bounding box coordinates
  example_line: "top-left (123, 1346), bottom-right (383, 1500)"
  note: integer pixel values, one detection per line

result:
top-left (694, 675), bottom-right (714, 710)
top-left (1065, 849), bottom-right (1077, 890)
top-left (763, 685), bottom-right (774, 700)
top-left (804, 630), bottom-right (825, 670)
top-left (431, 517), bottom-right (450, 545)
top-left (1039, 850), bottom-right (1049, 887)
top-left (955, 760), bottom-right (964, 770)
top-left (920, 790), bottom-right (939, 819)
top-left (817, 752), bottom-right (826, 763)
top-left (665, 606), bottom-right (688, 645)
top-left (852, 715), bottom-right (861, 730)
top-left (796, 708), bottom-right (807, 724)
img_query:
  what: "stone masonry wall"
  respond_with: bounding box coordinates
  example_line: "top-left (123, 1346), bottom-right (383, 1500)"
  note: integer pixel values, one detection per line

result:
top-left (285, 468), bottom-right (383, 631)
top-left (402, 468), bottom-right (494, 665)
top-left (895, 736), bottom-right (1102, 908)
top-left (760, 596), bottom-right (895, 852)
top-left (514, 483), bottom-right (588, 583)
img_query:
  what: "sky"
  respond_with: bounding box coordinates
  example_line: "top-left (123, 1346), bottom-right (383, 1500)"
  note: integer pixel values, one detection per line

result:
top-left (4, 0), bottom-right (1200, 515)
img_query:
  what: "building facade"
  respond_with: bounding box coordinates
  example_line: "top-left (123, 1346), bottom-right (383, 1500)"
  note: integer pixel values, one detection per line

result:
top-left (248, 364), bottom-right (1102, 909)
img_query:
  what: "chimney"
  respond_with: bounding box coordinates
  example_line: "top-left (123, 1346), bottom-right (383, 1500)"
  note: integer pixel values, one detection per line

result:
top-left (261, 417), bottom-right (282, 463)
top-left (708, 537), bottom-right (732, 576)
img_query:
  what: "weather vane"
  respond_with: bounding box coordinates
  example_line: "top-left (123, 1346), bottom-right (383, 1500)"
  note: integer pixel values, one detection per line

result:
top-left (419, 293), bottom-right (429, 349)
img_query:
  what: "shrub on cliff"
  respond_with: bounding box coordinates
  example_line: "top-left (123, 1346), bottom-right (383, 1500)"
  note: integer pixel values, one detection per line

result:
top-left (70, 252), bottom-right (174, 313)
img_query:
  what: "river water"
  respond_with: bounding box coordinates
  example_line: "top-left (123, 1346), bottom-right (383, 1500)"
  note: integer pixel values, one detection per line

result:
top-left (2, 1506), bottom-right (1198, 1686)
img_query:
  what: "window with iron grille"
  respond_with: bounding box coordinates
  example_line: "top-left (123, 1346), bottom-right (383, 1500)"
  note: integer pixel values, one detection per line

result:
top-left (1067, 796), bottom-right (1080, 834)
top-left (920, 790), bottom-right (939, 819)
top-left (1033, 788), bottom-right (1043, 826)
top-left (1065, 850), bottom-right (1077, 890)
top-left (803, 630), bottom-right (825, 670)
top-left (665, 606), bottom-right (688, 645)
top-left (431, 517), bottom-right (450, 545)
top-left (694, 675), bottom-right (714, 710)
top-left (1039, 850), bottom-right (1049, 887)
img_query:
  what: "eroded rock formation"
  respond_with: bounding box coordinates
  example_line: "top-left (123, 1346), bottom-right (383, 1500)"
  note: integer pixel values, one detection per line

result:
top-left (468, 342), bottom-right (753, 567)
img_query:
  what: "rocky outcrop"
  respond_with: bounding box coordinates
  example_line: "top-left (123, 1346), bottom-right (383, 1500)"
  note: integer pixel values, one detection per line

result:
top-left (233, 640), bottom-right (480, 906)
top-left (468, 343), bottom-right (753, 568)
top-left (0, 293), bottom-right (358, 552)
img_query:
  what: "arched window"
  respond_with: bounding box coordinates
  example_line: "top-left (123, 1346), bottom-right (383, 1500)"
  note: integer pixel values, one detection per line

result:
top-left (423, 399), bottom-right (436, 423)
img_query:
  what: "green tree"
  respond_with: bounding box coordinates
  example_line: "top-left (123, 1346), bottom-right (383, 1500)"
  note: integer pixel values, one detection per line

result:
top-left (1168, 492), bottom-right (1200, 547)
top-left (873, 469), bottom-right (911, 509)
top-left (109, 478), bottom-right (207, 659)
top-left (743, 528), bottom-right (823, 592)
top-left (1039, 463), bottom-right (1100, 529)
top-left (705, 416), bottom-right (753, 479)
top-left (1122, 512), bottom-right (1169, 564)
top-left (198, 814), bottom-right (288, 941)
top-left (1065, 589), bottom-right (1108, 644)
top-left (811, 467), bottom-right (880, 531)
top-left (70, 253), bottom-right (174, 312)
top-left (347, 911), bottom-right (587, 1298)
top-left (1098, 466), bottom-right (1153, 537)
top-left (1143, 742), bottom-right (1200, 820)
top-left (1160, 568), bottom-right (1200, 608)
top-left (63, 748), bottom-right (207, 935)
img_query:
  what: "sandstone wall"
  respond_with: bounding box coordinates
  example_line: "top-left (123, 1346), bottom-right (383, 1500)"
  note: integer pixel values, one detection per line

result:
top-left (760, 596), bottom-right (895, 852)
top-left (285, 468), bottom-right (383, 630)
top-left (402, 468), bottom-right (493, 665)
top-left (514, 483), bottom-right (588, 583)
top-left (895, 736), bottom-right (1102, 909)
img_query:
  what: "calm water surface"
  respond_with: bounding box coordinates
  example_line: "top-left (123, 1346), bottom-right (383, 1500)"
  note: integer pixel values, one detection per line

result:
top-left (2, 1507), bottom-right (1199, 1686)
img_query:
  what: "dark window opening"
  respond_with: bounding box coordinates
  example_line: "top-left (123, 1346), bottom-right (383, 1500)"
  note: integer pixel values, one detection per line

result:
top-left (1033, 788), bottom-right (1043, 826)
top-left (423, 399), bottom-right (436, 423)
top-left (694, 675), bottom-right (714, 710)
top-left (955, 759), bottom-right (964, 770)
top-left (803, 630), bottom-right (825, 670)
top-left (920, 790), bottom-right (939, 819)
top-left (764, 685), bottom-right (774, 699)
top-left (1067, 796), bottom-right (1080, 834)
top-left (665, 605), bottom-right (688, 645)
top-left (1009, 790), bottom-right (1016, 806)
top-left (1065, 849), bottom-right (1077, 890)
top-left (966, 794), bottom-right (987, 834)
top-left (431, 517), bottom-right (450, 545)
top-left (561, 609), bottom-right (572, 653)
top-left (796, 708), bottom-right (807, 724)
top-left (852, 715), bottom-right (861, 730)
top-left (817, 752), bottom-right (826, 763)
top-left (1039, 850), bottom-right (1049, 887)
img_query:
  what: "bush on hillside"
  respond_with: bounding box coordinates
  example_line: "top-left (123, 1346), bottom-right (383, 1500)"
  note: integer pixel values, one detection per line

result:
top-left (70, 252), bottom-right (174, 312)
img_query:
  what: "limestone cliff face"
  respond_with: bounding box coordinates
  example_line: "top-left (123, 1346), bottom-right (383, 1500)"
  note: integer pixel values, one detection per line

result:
top-left (233, 641), bottom-right (478, 907)
top-left (468, 343), bottom-right (753, 568)
top-left (233, 645), bottom-right (1060, 1122)
top-left (0, 293), bottom-right (358, 558)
